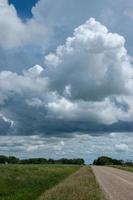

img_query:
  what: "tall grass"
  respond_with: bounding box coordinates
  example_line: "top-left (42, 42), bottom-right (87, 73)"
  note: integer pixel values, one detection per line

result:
top-left (111, 165), bottom-right (133, 172)
top-left (0, 164), bottom-right (79, 200)
top-left (39, 166), bottom-right (106, 200)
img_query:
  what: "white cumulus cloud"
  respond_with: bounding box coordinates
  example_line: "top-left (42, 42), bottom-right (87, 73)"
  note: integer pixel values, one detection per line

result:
top-left (0, 0), bottom-right (47, 50)
top-left (43, 18), bottom-right (133, 124)
top-left (0, 18), bottom-right (133, 132)
top-left (45, 18), bottom-right (133, 101)
top-left (115, 143), bottom-right (129, 152)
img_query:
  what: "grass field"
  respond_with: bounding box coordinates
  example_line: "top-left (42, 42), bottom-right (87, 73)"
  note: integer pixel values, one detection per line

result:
top-left (0, 164), bottom-right (80, 200)
top-left (39, 166), bottom-right (105, 200)
top-left (112, 165), bottom-right (133, 172)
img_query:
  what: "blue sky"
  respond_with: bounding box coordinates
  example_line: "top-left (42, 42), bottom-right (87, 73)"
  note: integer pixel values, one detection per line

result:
top-left (8, 0), bottom-right (38, 18)
top-left (0, 0), bottom-right (133, 162)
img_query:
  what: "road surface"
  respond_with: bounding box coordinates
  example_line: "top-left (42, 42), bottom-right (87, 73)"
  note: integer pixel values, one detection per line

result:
top-left (92, 166), bottom-right (133, 200)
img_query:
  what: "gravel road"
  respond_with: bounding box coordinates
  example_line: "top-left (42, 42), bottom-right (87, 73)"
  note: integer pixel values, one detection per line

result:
top-left (92, 166), bottom-right (133, 200)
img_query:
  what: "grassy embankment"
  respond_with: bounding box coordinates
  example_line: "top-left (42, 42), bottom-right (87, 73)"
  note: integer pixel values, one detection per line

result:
top-left (111, 165), bottom-right (133, 172)
top-left (0, 164), bottom-right (79, 200)
top-left (39, 166), bottom-right (106, 200)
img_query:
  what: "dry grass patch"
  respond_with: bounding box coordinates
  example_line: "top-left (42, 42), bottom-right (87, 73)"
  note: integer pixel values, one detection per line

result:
top-left (39, 166), bottom-right (105, 200)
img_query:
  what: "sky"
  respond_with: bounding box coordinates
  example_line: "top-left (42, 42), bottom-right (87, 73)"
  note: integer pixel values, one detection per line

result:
top-left (8, 0), bottom-right (38, 18)
top-left (0, 0), bottom-right (133, 163)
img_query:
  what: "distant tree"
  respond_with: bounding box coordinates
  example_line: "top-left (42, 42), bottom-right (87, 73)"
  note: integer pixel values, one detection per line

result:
top-left (8, 156), bottom-right (19, 164)
top-left (93, 156), bottom-right (127, 166)
top-left (125, 160), bottom-right (133, 166)
top-left (0, 155), bottom-right (85, 165)
top-left (55, 158), bottom-right (84, 165)
top-left (48, 159), bottom-right (55, 164)
top-left (93, 156), bottom-right (112, 165)
top-left (0, 155), bottom-right (8, 163)
top-left (112, 159), bottom-right (123, 165)
top-left (20, 158), bottom-right (48, 164)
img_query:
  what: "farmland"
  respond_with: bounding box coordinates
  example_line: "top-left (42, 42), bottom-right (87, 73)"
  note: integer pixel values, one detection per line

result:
top-left (0, 164), bottom-right (79, 200)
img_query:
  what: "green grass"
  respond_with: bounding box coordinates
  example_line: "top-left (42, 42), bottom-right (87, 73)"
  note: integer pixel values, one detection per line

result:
top-left (39, 166), bottom-right (106, 200)
top-left (0, 164), bottom-right (80, 200)
top-left (111, 165), bottom-right (133, 172)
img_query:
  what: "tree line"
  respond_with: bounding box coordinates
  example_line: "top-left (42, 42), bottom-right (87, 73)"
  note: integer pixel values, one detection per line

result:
top-left (93, 156), bottom-right (133, 166)
top-left (0, 155), bottom-right (84, 165)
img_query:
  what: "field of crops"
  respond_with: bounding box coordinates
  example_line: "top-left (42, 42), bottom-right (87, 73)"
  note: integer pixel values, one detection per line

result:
top-left (0, 164), bottom-right (79, 200)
